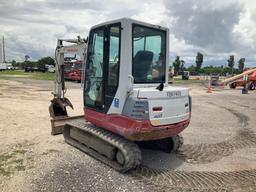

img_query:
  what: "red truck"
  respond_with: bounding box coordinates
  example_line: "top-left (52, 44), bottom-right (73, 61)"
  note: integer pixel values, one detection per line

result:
top-left (64, 60), bottom-right (83, 82)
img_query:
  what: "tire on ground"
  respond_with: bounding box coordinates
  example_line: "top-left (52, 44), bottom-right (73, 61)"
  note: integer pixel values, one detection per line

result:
top-left (229, 82), bottom-right (236, 89)
top-left (249, 82), bottom-right (255, 90)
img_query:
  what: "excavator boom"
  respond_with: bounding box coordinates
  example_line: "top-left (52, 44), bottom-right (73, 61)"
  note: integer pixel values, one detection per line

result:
top-left (49, 36), bottom-right (87, 135)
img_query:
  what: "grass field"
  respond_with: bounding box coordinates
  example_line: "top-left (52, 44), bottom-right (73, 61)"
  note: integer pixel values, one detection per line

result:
top-left (0, 70), bottom-right (207, 85)
top-left (0, 70), bottom-right (54, 80)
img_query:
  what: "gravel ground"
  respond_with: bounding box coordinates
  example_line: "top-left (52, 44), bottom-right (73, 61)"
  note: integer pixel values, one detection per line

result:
top-left (0, 79), bottom-right (256, 192)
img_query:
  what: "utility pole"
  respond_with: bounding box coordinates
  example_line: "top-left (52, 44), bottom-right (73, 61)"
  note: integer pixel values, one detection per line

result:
top-left (0, 42), bottom-right (2, 63)
top-left (2, 36), bottom-right (6, 63)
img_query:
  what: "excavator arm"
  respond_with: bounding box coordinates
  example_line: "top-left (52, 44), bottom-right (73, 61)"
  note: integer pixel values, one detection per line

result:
top-left (49, 36), bottom-right (87, 134)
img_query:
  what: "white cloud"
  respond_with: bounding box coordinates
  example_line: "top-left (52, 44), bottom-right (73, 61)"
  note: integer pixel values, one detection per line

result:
top-left (0, 0), bottom-right (255, 67)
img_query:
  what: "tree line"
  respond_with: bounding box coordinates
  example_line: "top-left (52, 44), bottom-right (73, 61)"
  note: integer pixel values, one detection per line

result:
top-left (10, 54), bottom-right (247, 76)
top-left (11, 56), bottom-right (55, 69)
top-left (172, 53), bottom-right (246, 75)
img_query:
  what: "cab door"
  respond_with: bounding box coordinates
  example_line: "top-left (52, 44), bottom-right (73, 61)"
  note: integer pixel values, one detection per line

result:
top-left (84, 24), bottom-right (121, 113)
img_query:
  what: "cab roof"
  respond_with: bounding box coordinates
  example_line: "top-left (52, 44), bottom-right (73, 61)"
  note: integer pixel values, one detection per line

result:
top-left (90, 18), bottom-right (168, 32)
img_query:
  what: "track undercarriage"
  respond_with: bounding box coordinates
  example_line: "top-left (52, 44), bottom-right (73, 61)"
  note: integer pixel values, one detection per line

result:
top-left (63, 120), bottom-right (184, 172)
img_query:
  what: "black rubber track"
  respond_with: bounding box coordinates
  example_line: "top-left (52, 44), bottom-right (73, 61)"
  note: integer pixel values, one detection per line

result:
top-left (63, 121), bottom-right (141, 172)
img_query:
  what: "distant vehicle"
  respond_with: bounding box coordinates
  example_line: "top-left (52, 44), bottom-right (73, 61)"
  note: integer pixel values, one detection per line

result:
top-left (6, 63), bottom-right (14, 70)
top-left (0, 63), bottom-right (13, 71)
top-left (0, 63), bottom-right (7, 71)
top-left (64, 63), bottom-right (73, 80)
top-left (24, 66), bottom-right (34, 72)
top-left (182, 71), bottom-right (190, 80)
top-left (64, 60), bottom-right (83, 82)
top-left (37, 65), bottom-right (47, 73)
top-left (24, 65), bottom-right (47, 73)
top-left (45, 64), bottom-right (55, 72)
top-left (210, 73), bottom-right (220, 86)
top-left (69, 62), bottom-right (82, 82)
top-left (48, 66), bottom-right (55, 73)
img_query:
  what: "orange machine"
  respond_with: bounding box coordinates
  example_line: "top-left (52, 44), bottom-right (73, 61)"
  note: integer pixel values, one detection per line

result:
top-left (223, 68), bottom-right (256, 90)
top-left (229, 70), bottom-right (256, 90)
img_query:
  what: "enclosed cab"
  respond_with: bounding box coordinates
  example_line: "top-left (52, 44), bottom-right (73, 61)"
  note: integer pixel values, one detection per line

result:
top-left (84, 18), bottom-right (191, 141)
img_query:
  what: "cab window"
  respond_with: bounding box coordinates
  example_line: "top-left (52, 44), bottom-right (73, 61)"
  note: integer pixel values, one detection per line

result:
top-left (132, 24), bottom-right (166, 83)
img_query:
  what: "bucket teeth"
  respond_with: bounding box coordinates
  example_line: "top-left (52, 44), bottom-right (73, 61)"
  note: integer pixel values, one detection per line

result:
top-left (49, 97), bottom-right (73, 118)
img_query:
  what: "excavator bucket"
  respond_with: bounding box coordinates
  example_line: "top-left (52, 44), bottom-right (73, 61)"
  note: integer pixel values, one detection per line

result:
top-left (49, 97), bottom-right (84, 135)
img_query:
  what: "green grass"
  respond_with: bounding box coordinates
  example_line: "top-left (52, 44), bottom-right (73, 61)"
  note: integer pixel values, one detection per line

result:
top-left (0, 167), bottom-right (11, 176)
top-left (41, 149), bottom-right (60, 156)
top-left (0, 145), bottom-right (30, 176)
top-left (12, 159), bottom-right (25, 171)
top-left (0, 153), bottom-right (13, 176)
top-left (13, 149), bottom-right (27, 155)
top-left (0, 154), bottom-right (12, 162)
top-left (0, 70), bottom-right (54, 80)
top-left (0, 153), bottom-right (26, 175)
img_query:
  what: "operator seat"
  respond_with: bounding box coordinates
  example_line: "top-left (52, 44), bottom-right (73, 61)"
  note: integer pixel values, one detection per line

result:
top-left (133, 50), bottom-right (153, 82)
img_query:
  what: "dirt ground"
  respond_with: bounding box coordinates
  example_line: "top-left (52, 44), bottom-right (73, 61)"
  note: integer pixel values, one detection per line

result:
top-left (0, 79), bottom-right (256, 192)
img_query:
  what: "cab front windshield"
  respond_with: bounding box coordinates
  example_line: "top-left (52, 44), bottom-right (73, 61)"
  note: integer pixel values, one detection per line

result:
top-left (132, 24), bottom-right (166, 83)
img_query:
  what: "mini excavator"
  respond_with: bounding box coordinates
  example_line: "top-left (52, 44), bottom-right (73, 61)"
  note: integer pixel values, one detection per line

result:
top-left (49, 18), bottom-right (191, 172)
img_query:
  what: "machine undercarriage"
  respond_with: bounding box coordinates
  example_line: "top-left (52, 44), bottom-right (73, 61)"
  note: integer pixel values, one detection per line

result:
top-left (63, 121), bottom-right (183, 172)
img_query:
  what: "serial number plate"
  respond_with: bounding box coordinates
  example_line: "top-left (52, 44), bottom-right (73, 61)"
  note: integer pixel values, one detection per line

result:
top-left (167, 91), bottom-right (182, 97)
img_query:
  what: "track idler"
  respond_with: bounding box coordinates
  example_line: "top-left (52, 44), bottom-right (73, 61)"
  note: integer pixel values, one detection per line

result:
top-left (137, 135), bottom-right (184, 153)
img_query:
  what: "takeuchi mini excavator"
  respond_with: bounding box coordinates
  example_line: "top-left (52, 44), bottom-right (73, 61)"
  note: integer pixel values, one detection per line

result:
top-left (49, 18), bottom-right (192, 172)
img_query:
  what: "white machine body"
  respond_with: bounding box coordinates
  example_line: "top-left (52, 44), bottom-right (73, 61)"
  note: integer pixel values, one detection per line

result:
top-left (84, 18), bottom-right (191, 126)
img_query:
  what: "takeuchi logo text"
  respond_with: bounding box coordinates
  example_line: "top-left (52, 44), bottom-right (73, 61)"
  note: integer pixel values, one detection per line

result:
top-left (167, 91), bottom-right (181, 97)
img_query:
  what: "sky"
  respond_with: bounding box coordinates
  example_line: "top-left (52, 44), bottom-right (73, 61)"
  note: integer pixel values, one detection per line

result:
top-left (0, 0), bottom-right (255, 67)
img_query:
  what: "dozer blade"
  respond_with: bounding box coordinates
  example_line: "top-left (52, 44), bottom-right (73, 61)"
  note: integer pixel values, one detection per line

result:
top-left (50, 115), bottom-right (84, 135)
top-left (63, 121), bottom-right (142, 172)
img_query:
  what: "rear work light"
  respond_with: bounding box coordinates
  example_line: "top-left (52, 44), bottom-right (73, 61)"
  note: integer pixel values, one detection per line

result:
top-left (152, 107), bottom-right (163, 111)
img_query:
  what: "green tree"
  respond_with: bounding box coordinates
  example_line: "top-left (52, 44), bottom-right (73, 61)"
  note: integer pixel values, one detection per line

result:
top-left (25, 55), bottom-right (30, 61)
top-left (227, 55), bottom-right (235, 75)
top-left (173, 56), bottom-right (181, 76)
top-left (180, 60), bottom-right (185, 72)
top-left (38, 56), bottom-right (55, 67)
top-left (187, 65), bottom-right (196, 73)
top-left (238, 58), bottom-right (245, 72)
top-left (195, 52), bottom-right (203, 72)
top-left (11, 59), bottom-right (17, 66)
